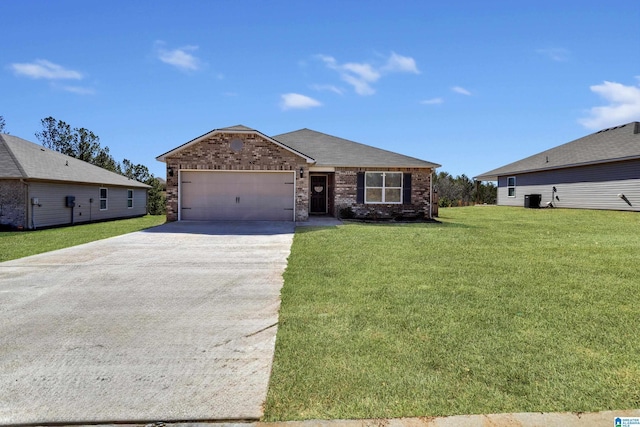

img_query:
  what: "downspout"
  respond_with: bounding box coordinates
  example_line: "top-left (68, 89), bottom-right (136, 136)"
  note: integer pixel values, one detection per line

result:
top-left (429, 170), bottom-right (433, 219)
top-left (20, 179), bottom-right (34, 230)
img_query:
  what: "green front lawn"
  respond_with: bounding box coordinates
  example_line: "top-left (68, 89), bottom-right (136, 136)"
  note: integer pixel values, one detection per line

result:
top-left (0, 215), bottom-right (166, 262)
top-left (264, 207), bottom-right (640, 421)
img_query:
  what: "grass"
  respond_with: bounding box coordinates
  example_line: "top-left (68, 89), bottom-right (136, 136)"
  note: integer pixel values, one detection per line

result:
top-left (0, 215), bottom-right (166, 262)
top-left (264, 206), bottom-right (640, 421)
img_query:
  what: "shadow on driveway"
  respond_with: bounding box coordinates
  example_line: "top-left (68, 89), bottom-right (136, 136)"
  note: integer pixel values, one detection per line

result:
top-left (142, 220), bottom-right (295, 236)
top-left (0, 221), bottom-right (294, 425)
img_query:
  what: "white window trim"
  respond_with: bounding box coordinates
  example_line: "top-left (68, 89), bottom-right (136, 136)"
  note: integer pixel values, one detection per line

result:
top-left (127, 189), bottom-right (134, 209)
top-left (507, 176), bottom-right (516, 198)
top-left (365, 171), bottom-right (403, 204)
top-left (99, 187), bottom-right (108, 210)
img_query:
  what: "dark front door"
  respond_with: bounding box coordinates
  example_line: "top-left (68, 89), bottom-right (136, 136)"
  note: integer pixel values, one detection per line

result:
top-left (310, 175), bottom-right (327, 214)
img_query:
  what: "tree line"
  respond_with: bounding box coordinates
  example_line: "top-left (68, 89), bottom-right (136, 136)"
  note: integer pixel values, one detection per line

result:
top-left (433, 171), bottom-right (496, 207)
top-left (3, 115), bottom-right (497, 210)
top-left (1, 115), bottom-right (165, 215)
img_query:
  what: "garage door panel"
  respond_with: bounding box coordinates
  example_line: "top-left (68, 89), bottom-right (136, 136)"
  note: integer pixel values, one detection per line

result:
top-left (181, 171), bottom-right (294, 221)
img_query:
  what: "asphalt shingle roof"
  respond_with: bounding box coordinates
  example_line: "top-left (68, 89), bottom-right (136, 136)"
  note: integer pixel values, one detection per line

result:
top-left (157, 126), bottom-right (439, 168)
top-left (0, 134), bottom-right (150, 188)
top-left (273, 128), bottom-right (440, 168)
top-left (155, 125), bottom-right (315, 163)
top-left (475, 122), bottom-right (640, 181)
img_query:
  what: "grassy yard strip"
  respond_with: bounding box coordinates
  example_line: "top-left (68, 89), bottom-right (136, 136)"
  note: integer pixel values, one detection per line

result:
top-left (264, 207), bottom-right (640, 421)
top-left (0, 215), bottom-right (166, 262)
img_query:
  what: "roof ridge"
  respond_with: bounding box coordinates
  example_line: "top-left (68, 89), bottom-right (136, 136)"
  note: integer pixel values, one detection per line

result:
top-left (157, 126), bottom-right (315, 163)
top-left (1, 134), bottom-right (150, 187)
top-left (272, 128), bottom-right (440, 168)
top-left (300, 128), bottom-right (435, 163)
top-left (475, 121), bottom-right (640, 180)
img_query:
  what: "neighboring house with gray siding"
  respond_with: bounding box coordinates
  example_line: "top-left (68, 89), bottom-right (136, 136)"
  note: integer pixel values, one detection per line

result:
top-left (156, 125), bottom-right (440, 221)
top-left (475, 122), bottom-right (640, 211)
top-left (0, 134), bottom-right (150, 229)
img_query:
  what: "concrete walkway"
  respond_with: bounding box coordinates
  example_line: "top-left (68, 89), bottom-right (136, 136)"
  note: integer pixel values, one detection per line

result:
top-left (0, 221), bottom-right (294, 425)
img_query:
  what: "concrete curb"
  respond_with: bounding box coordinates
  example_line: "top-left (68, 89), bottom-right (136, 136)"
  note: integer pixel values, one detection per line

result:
top-left (89, 410), bottom-right (640, 427)
top-left (127, 410), bottom-right (640, 427)
top-left (256, 409), bottom-right (640, 426)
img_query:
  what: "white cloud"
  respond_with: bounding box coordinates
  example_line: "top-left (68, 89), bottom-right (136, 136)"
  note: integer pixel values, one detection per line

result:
top-left (536, 47), bottom-right (570, 62)
top-left (61, 85), bottom-right (95, 95)
top-left (342, 62), bottom-right (381, 82)
top-left (318, 55), bottom-right (377, 96)
top-left (382, 52), bottom-right (420, 74)
top-left (420, 97), bottom-right (444, 105)
top-left (317, 52), bottom-right (419, 96)
top-left (579, 80), bottom-right (640, 129)
top-left (311, 84), bottom-right (343, 95)
top-left (280, 93), bottom-right (322, 110)
top-left (452, 86), bottom-right (472, 96)
top-left (156, 42), bottom-right (201, 71)
top-left (10, 59), bottom-right (83, 80)
top-left (341, 72), bottom-right (377, 96)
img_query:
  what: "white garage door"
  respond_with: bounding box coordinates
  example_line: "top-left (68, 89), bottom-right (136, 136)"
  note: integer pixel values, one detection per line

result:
top-left (180, 171), bottom-right (295, 221)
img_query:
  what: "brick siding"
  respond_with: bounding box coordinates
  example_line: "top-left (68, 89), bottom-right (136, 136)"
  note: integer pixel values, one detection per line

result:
top-left (334, 168), bottom-right (434, 219)
top-left (164, 132), bottom-right (309, 221)
top-left (0, 180), bottom-right (27, 229)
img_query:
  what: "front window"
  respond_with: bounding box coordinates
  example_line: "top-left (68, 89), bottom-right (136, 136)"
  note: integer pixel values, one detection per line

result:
top-left (127, 189), bottom-right (134, 208)
top-left (507, 176), bottom-right (516, 197)
top-left (100, 188), bottom-right (108, 210)
top-left (365, 172), bottom-right (402, 204)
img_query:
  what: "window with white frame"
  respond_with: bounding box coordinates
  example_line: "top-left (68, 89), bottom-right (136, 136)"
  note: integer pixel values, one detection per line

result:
top-left (100, 188), bottom-right (108, 210)
top-left (507, 176), bottom-right (516, 197)
top-left (365, 172), bottom-right (403, 204)
top-left (127, 189), bottom-right (134, 208)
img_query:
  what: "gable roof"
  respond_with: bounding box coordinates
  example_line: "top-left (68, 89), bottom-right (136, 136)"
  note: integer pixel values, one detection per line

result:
top-left (475, 122), bottom-right (640, 181)
top-left (156, 125), bottom-right (440, 169)
top-left (273, 128), bottom-right (440, 168)
top-left (0, 134), bottom-right (150, 188)
top-left (155, 125), bottom-right (315, 163)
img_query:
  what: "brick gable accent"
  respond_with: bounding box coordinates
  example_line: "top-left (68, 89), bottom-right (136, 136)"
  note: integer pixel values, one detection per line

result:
top-left (164, 132), bottom-right (309, 221)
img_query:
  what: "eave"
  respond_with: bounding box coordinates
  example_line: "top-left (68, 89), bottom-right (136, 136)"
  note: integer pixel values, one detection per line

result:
top-left (156, 127), bottom-right (315, 164)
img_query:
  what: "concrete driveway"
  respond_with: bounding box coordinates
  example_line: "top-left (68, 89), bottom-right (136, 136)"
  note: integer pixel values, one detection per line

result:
top-left (0, 221), bottom-right (294, 425)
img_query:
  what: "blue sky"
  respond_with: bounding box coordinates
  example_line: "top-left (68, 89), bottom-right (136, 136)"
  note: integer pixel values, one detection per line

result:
top-left (2, 0), bottom-right (639, 179)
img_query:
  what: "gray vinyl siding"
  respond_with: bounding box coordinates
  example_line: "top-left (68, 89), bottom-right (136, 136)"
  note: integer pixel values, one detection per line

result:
top-left (497, 159), bottom-right (640, 211)
top-left (27, 182), bottom-right (147, 229)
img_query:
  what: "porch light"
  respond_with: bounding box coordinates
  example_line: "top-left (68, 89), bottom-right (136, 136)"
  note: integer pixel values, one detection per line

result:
top-left (300, 167), bottom-right (304, 178)
top-left (168, 167), bottom-right (174, 177)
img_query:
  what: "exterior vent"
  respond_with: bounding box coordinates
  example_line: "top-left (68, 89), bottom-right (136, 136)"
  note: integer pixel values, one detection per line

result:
top-left (635, 122), bottom-right (640, 134)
